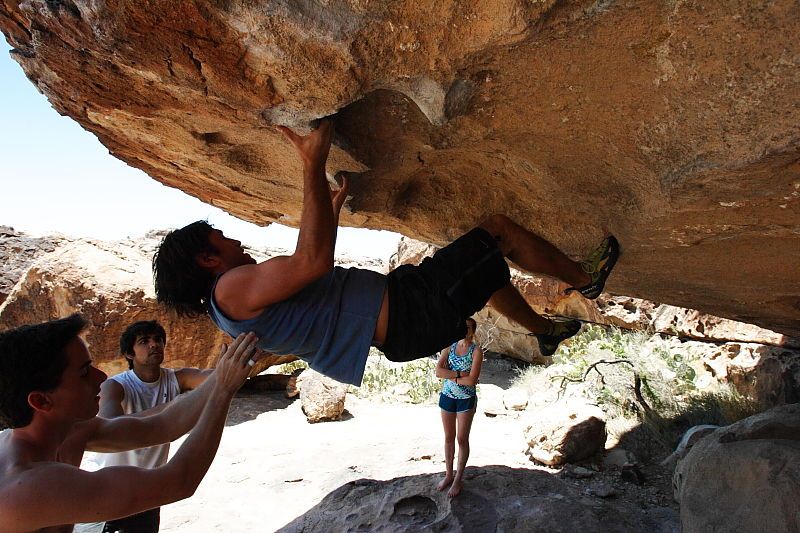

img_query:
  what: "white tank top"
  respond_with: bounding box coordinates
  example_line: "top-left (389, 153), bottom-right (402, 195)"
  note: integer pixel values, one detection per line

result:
top-left (95, 368), bottom-right (181, 469)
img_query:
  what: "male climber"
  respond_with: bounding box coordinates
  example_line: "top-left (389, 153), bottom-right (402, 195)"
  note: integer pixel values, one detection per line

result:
top-left (153, 120), bottom-right (619, 386)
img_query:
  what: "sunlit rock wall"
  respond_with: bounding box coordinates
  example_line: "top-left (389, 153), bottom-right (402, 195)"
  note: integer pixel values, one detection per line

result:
top-left (2, 0), bottom-right (798, 335)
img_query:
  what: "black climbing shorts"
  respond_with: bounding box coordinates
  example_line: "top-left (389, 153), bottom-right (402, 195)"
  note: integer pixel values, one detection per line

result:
top-left (381, 227), bottom-right (510, 362)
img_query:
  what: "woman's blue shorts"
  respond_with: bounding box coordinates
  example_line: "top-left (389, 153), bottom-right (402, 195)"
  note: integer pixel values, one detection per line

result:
top-left (439, 393), bottom-right (477, 413)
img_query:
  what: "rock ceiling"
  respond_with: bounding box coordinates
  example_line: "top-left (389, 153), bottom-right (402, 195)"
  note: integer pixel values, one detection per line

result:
top-left (1, 0), bottom-right (798, 336)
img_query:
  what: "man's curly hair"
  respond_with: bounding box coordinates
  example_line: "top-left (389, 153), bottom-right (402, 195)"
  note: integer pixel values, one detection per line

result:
top-left (153, 221), bottom-right (217, 316)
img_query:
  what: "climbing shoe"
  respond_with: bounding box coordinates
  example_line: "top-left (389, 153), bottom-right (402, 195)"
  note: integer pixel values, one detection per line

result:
top-left (530, 318), bottom-right (583, 357)
top-left (566, 235), bottom-right (620, 300)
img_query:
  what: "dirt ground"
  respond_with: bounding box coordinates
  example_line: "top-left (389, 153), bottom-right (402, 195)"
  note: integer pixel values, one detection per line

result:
top-left (137, 358), bottom-right (677, 531)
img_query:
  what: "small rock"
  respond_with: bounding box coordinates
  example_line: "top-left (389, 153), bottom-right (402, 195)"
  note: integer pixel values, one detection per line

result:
top-left (481, 397), bottom-right (506, 417)
top-left (589, 482), bottom-right (618, 498)
top-left (524, 400), bottom-right (607, 466)
top-left (479, 384), bottom-right (506, 416)
top-left (620, 464), bottom-right (646, 485)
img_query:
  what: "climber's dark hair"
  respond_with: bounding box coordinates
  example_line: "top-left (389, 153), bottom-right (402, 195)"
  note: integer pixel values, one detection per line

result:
top-left (153, 221), bottom-right (217, 317)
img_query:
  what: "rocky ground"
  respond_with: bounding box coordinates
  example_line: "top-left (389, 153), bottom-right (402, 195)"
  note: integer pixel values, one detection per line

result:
top-left (99, 357), bottom-right (679, 532)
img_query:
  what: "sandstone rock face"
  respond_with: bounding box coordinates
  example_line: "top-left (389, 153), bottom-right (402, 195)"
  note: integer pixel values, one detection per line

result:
top-left (0, 227), bottom-right (64, 306)
top-left (279, 467), bottom-right (679, 533)
top-left (391, 235), bottom-right (797, 363)
top-left (523, 400), bottom-right (607, 466)
top-left (2, 1), bottom-right (798, 337)
top-left (296, 369), bottom-right (348, 423)
top-left (684, 341), bottom-right (800, 409)
top-left (0, 236), bottom-right (231, 375)
top-left (674, 404), bottom-right (800, 533)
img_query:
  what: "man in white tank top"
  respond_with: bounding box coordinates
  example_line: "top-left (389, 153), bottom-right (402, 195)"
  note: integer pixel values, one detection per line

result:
top-left (87, 321), bottom-right (212, 533)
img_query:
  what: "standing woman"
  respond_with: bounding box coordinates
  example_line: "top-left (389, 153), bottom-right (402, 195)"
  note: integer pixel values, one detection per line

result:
top-left (435, 317), bottom-right (483, 497)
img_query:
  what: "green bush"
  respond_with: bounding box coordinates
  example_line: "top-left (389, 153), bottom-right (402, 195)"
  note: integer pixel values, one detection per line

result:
top-left (516, 324), bottom-right (760, 454)
top-left (271, 359), bottom-right (309, 374)
top-left (352, 349), bottom-right (440, 404)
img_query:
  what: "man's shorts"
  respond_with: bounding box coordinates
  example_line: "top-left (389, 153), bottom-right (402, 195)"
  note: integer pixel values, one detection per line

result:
top-left (103, 508), bottom-right (160, 533)
top-left (439, 393), bottom-right (478, 413)
top-left (381, 227), bottom-right (510, 362)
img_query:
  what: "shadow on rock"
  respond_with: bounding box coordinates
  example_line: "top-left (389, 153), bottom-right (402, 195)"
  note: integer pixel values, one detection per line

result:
top-left (277, 465), bottom-right (678, 532)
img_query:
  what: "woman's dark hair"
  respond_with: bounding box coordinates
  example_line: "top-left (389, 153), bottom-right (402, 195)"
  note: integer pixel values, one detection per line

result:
top-left (153, 220), bottom-right (217, 317)
top-left (465, 317), bottom-right (477, 330)
top-left (119, 320), bottom-right (167, 369)
top-left (0, 314), bottom-right (88, 429)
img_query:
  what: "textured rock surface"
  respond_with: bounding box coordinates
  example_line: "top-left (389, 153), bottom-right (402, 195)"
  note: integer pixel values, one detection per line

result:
top-left (2, 1), bottom-right (798, 337)
top-left (524, 400), bottom-right (607, 466)
top-left (681, 340), bottom-right (800, 409)
top-left (296, 368), bottom-right (348, 423)
top-left (0, 226), bottom-right (64, 306)
top-left (279, 467), bottom-right (679, 533)
top-left (674, 404), bottom-right (800, 533)
top-left (0, 236), bottom-right (234, 375)
top-left (391, 235), bottom-right (797, 363)
top-left (700, 342), bottom-right (800, 407)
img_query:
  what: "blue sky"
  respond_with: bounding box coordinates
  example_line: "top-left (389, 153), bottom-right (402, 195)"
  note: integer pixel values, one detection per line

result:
top-left (0, 40), bottom-right (398, 256)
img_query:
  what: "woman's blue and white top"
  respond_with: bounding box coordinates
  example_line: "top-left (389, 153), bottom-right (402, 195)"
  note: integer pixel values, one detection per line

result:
top-left (441, 342), bottom-right (477, 399)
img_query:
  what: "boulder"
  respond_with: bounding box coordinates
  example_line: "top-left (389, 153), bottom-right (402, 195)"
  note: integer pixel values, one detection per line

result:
top-left (296, 369), bottom-right (348, 423)
top-left (0, 237), bottom-right (231, 375)
top-left (2, 1), bottom-right (799, 338)
top-left (278, 467), bottom-right (679, 532)
top-left (0, 226), bottom-right (64, 306)
top-left (695, 342), bottom-right (800, 408)
top-left (524, 400), bottom-right (607, 466)
top-left (660, 425), bottom-right (718, 469)
top-left (674, 404), bottom-right (800, 533)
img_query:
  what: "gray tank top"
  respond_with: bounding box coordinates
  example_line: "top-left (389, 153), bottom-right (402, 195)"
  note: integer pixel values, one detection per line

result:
top-left (208, 266), bottom-right (386, 385)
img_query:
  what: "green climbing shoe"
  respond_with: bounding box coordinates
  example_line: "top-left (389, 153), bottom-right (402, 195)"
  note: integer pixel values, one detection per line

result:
top-left (566, 235), bottom-right (620, 300)
top-left (531, 318), bottom-right (583, 357)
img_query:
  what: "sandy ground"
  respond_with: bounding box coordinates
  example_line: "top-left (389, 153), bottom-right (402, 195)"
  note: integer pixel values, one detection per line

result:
top-left (157, 391), bottom-right (531, 532)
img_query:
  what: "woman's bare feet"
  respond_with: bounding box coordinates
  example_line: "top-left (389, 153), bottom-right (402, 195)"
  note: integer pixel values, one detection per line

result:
top-left (437, 474), bottom-right (454, 491)
top-left (448, 478), bottom-right (463, 498)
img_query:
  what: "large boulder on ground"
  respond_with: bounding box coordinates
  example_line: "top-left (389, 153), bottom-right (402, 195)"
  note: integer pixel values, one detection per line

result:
top-left (690, 342), bottom-right (800, 408)
top-left (296, 369), bottom-right (348, 423)
top-left (524, 400), bottom-right (607, 466)
top-left (2, 1), bottom-right (798, 339)
top-left (0, 227), bottom-right (65, 306)
top-left (279, 467), bottom-right (679, 532)
top-left (0, 237), bottom-right (230, 375)
top-left (674, 404), bottom-right (800, 533)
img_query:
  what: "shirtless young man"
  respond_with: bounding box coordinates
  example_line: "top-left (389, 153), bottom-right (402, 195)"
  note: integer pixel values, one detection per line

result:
top-left (0, 314), bottom-right (258, 532)
top-left (154, 120), bottom-right (619, 386)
